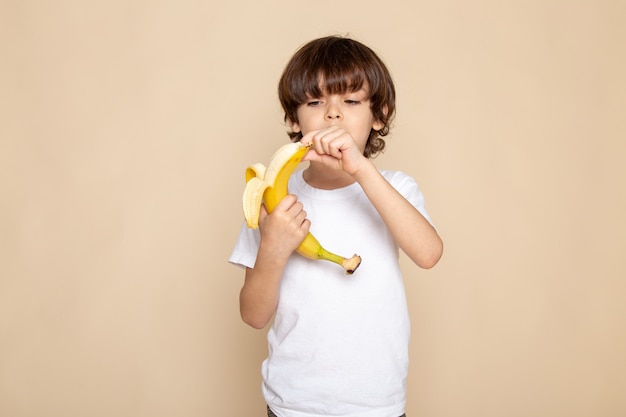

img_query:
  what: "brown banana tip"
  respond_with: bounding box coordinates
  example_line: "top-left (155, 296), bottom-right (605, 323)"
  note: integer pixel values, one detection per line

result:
top-left (342, 254), bottom-right (362, 275)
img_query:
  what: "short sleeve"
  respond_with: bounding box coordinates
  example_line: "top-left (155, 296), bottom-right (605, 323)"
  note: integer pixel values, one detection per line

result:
top-left (228, 221), bottom-right (261, 270)
top-left (381, 170), bottom-right (434, 227)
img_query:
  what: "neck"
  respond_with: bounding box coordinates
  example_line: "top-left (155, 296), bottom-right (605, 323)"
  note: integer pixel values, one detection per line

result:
top-left (302, 162), bottom-right (356, 190)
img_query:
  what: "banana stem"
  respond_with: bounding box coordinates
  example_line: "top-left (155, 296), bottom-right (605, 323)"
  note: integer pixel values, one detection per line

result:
top-left (317, 248), bottom-right (361, 275)
top-left (296, 234), bottom-right (362, 275)
top-left (340, 254), bottom-right (362, 275)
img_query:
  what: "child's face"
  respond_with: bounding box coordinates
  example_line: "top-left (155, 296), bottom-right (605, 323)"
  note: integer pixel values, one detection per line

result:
top-left (289, 84), bottom-right (384, 153)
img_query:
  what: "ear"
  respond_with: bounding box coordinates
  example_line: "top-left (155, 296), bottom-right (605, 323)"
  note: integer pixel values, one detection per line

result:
top-left (372, 105), bottom-right (388, 131)
top-left (288, 119), bottom-right (301, 133)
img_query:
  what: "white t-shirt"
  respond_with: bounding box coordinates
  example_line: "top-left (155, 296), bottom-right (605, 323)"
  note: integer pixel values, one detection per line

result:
top-left (229, 170), bottom-right (432, 417)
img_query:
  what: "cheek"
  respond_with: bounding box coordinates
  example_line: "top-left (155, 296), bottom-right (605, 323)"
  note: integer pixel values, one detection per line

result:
top-left (295, 112), bottom-right (319, 131)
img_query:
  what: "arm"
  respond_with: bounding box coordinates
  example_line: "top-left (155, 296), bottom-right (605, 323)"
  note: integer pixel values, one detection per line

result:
top-left (353, 160), bottom-right (443, 268)
top-left (303, 127), bottom-right (443, 269)
top-left (239, 195), bottom-right (310, 329)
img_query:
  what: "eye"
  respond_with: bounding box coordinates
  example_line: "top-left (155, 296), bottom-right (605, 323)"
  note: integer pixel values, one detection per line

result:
top-left (344, 99), bottom-right (361, 105)
top-left (306, 100), bottom-right (322, 106)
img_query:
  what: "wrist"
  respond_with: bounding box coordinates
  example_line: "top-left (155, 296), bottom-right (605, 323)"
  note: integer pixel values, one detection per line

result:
top-left (351, 158), bottom-right (377, 183)
top-left (257, 239), bottom-right (293, 267)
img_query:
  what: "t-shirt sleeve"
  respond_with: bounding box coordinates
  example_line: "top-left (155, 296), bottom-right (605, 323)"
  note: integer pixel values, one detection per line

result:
top-left (383, 170), bottom-right (435, 227)
top-left (228, 221), bottom-right (261, 270)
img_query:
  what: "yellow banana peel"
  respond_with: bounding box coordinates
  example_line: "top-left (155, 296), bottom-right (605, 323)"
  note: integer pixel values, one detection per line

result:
top-left (242, 142), bottom-right (361, 274)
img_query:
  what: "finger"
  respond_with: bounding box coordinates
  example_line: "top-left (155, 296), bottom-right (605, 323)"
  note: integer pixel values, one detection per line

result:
top-left (319, 128), bottom-right (347, 156)
top-left (274, 194), bottom-right (298, 212)
top-left (311, 127), bottom-right (341, 154)
top-left (286, 201), bottom-right (306, 222)
top-left (300, 218), bottom-right (311, 233)
top-left (327, 136), bottom-right (347, 159)
top-left (293, 205), bottom-right (307, 222)
top-left (300, 130), bottom-right (321, 147)
top-left (259, 204), bottom-right (269, 220)
top-left (257, 204), bottom-right (269, 229)
top-left (302, 147), bottom-right (316, 162)
top-left (311, 132), bottom-right (326, 156)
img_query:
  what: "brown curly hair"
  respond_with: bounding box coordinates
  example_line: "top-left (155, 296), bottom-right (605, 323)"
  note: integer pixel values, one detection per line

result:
top-left (278, 36), bottom-right (396, 158)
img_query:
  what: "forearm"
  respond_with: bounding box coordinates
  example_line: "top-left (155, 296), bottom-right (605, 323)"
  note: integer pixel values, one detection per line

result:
top-left (353, 160), bottom-right (443, 268)
top-left (239, 195), bottom-right (310, 328)
top-left (239, 244), bottom-right (287, 329)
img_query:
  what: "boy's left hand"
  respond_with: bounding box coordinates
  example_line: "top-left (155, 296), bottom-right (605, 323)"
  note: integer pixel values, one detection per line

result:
top-left (301, 126), bottom-right (367, 176)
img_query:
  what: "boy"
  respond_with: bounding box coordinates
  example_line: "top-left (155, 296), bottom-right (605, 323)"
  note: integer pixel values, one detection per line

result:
top-left (229, 35), bottom-right (443, 417)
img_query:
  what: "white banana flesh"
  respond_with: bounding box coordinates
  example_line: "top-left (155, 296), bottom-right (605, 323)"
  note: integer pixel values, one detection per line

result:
top-left (242, 142), bottom-right (361, 274)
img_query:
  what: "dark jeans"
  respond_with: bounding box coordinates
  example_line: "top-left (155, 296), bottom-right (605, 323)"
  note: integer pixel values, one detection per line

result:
top-left (267, 405), bottom-right (406, 417)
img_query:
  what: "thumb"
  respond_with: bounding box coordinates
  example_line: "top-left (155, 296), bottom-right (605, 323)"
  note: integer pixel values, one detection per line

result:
top-left (302, 148), bottom-right (314, 161)
top-left (259, 204), bottom-right (269, 222)
top-left (302, 148), bottom-right (322, 163)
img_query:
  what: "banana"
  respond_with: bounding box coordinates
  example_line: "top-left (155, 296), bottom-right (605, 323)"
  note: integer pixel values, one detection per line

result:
top-left (242, 141), bottom-right (361, 274)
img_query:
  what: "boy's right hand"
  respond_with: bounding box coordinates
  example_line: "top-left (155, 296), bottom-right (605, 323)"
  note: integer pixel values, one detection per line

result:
top-left (258, 194), bottom-right (310, 259)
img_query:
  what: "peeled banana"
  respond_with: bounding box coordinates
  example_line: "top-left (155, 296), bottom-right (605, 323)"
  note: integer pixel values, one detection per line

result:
top-left (242, 141), bottom-right (361, 274)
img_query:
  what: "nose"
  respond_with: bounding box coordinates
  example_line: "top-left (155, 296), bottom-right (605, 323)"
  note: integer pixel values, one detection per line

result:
top-left (325, 103), bottom-right (343, 120)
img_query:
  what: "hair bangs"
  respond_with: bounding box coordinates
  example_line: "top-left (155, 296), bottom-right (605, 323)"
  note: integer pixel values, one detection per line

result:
top-left (315, 63), bottom-right (367, 97)
top-left (291, 63), bottom-right (367, 104)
